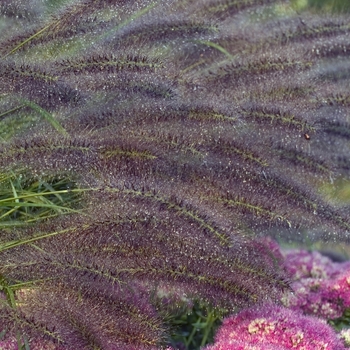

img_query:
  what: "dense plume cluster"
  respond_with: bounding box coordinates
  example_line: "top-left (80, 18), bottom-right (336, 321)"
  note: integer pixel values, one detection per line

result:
top-left (0, 0), bottom-right (350, 348)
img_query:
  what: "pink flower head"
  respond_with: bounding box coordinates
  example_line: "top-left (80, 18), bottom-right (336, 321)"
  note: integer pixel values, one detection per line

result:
top-left (282, 249), bottom-right (339, 281)
top-left (325, 268), bottom-right (350, 310)
top-left (281, 249), bottom-right (350, 320)
top-left (205, 304), bottom-right (345, 350)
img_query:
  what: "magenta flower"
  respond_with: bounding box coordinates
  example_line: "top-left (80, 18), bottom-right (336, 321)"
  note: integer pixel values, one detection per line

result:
top-left (340, 329), bottom-right (350, 347)
top-left (324, 268), bottom-right (350, 309)
top-left (205, 304), bottom-right (345, 350)
top-left (205, 340), bottom-right (288, 350)
top-left (281, 249), bottom-right (350, 319)
top-left (0, 337), bottom-right (17, 350)
top-left (282, 249), bottom-right (340, 281)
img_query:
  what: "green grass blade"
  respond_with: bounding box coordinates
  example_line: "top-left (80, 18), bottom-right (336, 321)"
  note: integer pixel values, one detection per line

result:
top-left (0, 105), bottom-right (26, 120)
top-left (2, 24), bottom-right (53, 58)
top-left (0, 188), bottom-right (89, 203)
top-left (194, 40), bottom-right (234, 59)
top-left (9, 180), bottom-right (20, 205)
top-left (0, 225), bottom-right (85, 252)
top-left (21, 99), bottom-right (68, 136)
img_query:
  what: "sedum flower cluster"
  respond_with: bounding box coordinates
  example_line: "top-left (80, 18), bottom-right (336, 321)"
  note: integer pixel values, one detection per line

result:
top-left (282, 249), bottom-right (350, 320)
top-left (204, 304), bottom-right (346, 350)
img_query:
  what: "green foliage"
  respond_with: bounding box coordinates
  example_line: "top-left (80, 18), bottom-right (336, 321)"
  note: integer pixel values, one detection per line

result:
top-left (308, 0), bottom-right (350, 13)
top-left (167, 301), bottom-right (227, 350)
top-left (291, 0), bottom-right (350, 13)
top-left (329, 308), bottom-right (350, 331)
top-left (0, 173), bottom-right (80, 227)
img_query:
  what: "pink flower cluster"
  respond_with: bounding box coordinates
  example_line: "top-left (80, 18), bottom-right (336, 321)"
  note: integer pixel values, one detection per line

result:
top-left (204, 304), bottom-right (346, 350)
top-left (282, 249), bottom-right (350, 319)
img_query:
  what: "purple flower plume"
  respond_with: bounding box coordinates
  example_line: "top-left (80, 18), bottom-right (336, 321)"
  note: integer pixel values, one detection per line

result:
top-left (0, 337), bottom-right (66, 350)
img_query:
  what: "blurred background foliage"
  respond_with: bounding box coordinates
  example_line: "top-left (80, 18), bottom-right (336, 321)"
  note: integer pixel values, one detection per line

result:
top-left (292, 0), bottom-right (350, 12)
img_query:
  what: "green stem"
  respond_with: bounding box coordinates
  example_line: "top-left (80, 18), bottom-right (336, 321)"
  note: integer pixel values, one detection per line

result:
top-left (2, 24), bottom-right (53, 58)
top-left (200, 310), bottom-right (215, 347)
top-left (185, 316), bottom-right (201, 348)
top-left (0, 105), bottom-right (26, 120)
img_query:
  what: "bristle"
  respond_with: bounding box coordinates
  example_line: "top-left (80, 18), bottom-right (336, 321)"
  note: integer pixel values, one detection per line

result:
top-left (57, 54), bottom-right (163, 75)
top-left (241, 105), bottom-right (314, 132)
top-left (115, 19), bottom-right (218, 46)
